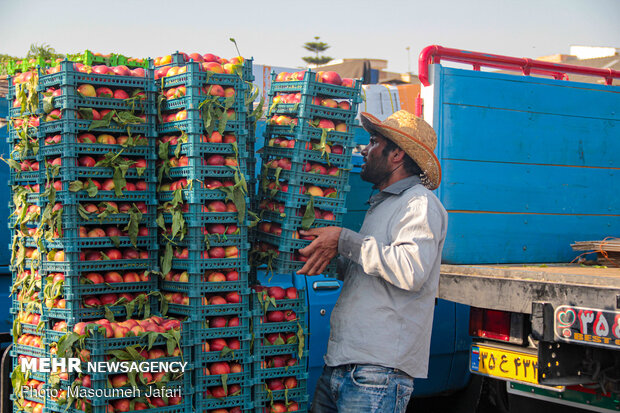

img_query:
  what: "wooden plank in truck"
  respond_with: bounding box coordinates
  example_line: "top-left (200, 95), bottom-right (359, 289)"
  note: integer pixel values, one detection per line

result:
top-left (438, 264), bottom-right (620, 314)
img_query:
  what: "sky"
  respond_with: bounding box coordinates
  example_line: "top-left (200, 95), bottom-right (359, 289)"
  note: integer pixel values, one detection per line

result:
top-left (1, 0), bottom-right (619, 74)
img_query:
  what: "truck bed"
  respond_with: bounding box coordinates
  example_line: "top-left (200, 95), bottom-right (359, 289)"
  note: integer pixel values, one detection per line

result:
top-left (438, 264), bottom-right (620, 313)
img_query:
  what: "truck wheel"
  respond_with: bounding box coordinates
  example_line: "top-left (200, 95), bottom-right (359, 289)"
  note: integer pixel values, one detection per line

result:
top-left (478, 377), bottom-right (510, 413)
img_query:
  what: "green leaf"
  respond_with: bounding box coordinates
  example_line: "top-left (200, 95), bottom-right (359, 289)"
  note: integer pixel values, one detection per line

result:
top-left (302, 196), bottom-right (316, 230)
top-left (297, 322), bottom-right (305, 360)
top-left (125, 298), bottom-right (136, 319)
top-left (112, 167), bottom-right (126, 197)
top-left (89, 110), bottom-right (115, 131)
top-left (109, 236), bottom-right (120, 248)
top-left (57, 332), bottom-right (81, 357)
top-left (104, 306), bottom-right (116, 322)
top-left (147, 331), bottom-right (158, 350)
top-left (78, 108), bottom-right (94, 120)
top-left (171, 209), bottom-right (185, 240)
top-left (161, 242), bottom-right (173, 276)
top-left (86, 178), bottom-right (99, 197)
top-left (114, 111), bottom-right (144, 126)
top-left (221, 373), bottom-right (228, 395)
top-left (156, 212), bottom-right (166, 231)
top-left (166, 337), bottom-right (176, 356)
top-left (109, 349), bottom-right (133, 361)
top-left (158, 141), bottom-right (170, 161)
top-left (125, 205), bottom-right (142, 247)
top-left (78, 204), bottom-right (92, 221)
top-left (68, 180), bottom-right (83, 192)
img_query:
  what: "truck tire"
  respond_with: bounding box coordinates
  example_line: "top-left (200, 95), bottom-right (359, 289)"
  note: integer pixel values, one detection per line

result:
top-left (479, 377), bottom-right (510, 413)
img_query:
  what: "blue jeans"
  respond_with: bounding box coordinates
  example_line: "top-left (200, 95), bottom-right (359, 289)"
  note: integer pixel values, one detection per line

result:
top-left (311, 364), bottom-right (414, 413)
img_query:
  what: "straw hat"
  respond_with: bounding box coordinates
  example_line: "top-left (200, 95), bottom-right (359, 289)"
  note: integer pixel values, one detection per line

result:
top-left (360, 110), bottom-right (441, 190)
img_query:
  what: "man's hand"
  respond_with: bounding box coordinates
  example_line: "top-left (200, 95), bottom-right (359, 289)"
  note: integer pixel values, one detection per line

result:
top-left (296, 226), bottom-right (342, 276)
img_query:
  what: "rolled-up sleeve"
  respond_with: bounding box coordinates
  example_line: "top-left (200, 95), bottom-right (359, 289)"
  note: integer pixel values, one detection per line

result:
top-left (338, 196), bottom-right (443, 291)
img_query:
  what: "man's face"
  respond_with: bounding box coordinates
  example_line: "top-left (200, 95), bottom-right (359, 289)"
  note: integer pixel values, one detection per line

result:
top-left (360, 134), bottom-right (392, 185)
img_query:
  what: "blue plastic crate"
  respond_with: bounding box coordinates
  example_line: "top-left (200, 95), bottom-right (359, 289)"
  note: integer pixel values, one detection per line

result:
top-left (269, 101), bottom-right (358, 124)
top-left (39, 140), bottom-right (156, 159)
top-left (9, 106), bottom-right (36, 119)
top-left (157, 187), bottom-right (232, 204)
top-left (161, 229), bottom-right (249, 250)
top-left (253, 375), bottom-right (308, 396)
top-left (190, 317), bottom-right (252, 350)
top-left (254, 230), bottom-right (309, 254)
top-left (269, 70), bottom-right (363, 101)
top-left (159, 207), bottom-right (247, 229)
top-left (252, 382), bottom-right (309, 411)
top-left (162, 278), bottom-right (249, 295)
top-left (44, 187), bottom-right (156, 205)
top-left (42, 298), bottom-right (160, 326)
top-left (258, 185), bottom-right (348, 211)
top-left (193, 382), bottom-right (252, 412)
top-left (161, 69), bottom-right (250, 90)
top-left (250, 289), bottom-right (306, 315)
top-left (42, 235), bottom-right (157, 252)
top-left (258, 209), bottom-right (344, 231)
top-left (156, 117), bottom-right (249, 136)
top-left (193, 365), bottom-right (249, 390)
top-left (46, 320), bottom-right (191, 354)
top-left (165, 290), bottom-right (250, 320)
top-left (42, 275), bottom-right (158, 297)
top-left (166, 164), bottom-right (251, 180)
top-left (61, 210), bottom-right (157, 228)
top-left (251, 350), bottom-right (308, 382)
top-left (9, 169), bottom-right (40, 184)
top-left (11, 342), bottom-right (49, 359)
top-left (265, 123), bottom-right (355, 146)
top-left (49, 94), bottom-right (154, 114)
top-left (260, 141), bottom-right (354, 169)
top-left (160, 94), bottom-right (248, 113)
top-left (163, 140), bottom-right (250, 158)
top-left (40, 255), bottom-right (157, 274)
top-left (37, 165), bottom-right (156, 182)
top-left (38, 65), bottom-right (151, 90)
top-left (261, 163), bottom-right (351, 191)
top-left (252, 255), bottom-right (337, 278)
top-left (37, 118), bottom-right (152, 137)
top-left (164, 249), bottom-right (248, 273)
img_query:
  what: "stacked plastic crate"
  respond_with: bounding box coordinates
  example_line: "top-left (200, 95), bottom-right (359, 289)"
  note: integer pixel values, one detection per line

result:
top-left (8, 59), bottom-right (193, 413)
top-left (8, 68), bottom-right (46, 413)
top-left (250, 284), bottom-right (308, 412)
top-left (154, 52), bottom-right (255, 412)
top-left (252, 70), bottom-right (362, 275)
top-left (249, 70), bottom-right (361, 412)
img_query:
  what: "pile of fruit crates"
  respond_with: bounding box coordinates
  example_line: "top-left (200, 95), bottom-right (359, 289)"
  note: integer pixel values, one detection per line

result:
top-left (2, 50), bottom-right (147, 77)
top-left (8, 66), bottom-right (47, 413)
top-left (154, 51), bottom-right (257, 412)
top-left (252, 70), bottom-right (363, 275)
top-left (250, 284), bottom-right (308, 412)
top-left (8, 59), bottom-right (193, 413)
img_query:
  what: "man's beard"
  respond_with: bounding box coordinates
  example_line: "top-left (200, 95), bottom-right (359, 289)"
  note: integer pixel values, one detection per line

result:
top-left (360, 155), bottom-right (392, 185)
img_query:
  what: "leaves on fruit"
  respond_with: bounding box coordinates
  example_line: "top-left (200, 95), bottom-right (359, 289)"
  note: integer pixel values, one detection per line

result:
top-left (302, 196), bottom-right (316, 230)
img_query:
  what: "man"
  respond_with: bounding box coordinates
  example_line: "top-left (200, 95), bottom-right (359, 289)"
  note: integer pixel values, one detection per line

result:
top-left (297, 110), bottom-right (448, 413)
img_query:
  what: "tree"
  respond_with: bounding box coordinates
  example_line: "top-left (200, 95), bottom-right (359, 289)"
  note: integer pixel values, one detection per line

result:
top-left (302, 36), bottom-right (333, 66)
top-left (26, 43), bottom-right (64, 62)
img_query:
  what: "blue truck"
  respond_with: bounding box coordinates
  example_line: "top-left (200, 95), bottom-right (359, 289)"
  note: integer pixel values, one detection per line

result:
top-left (420, 46), bottom-right (620, 412)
